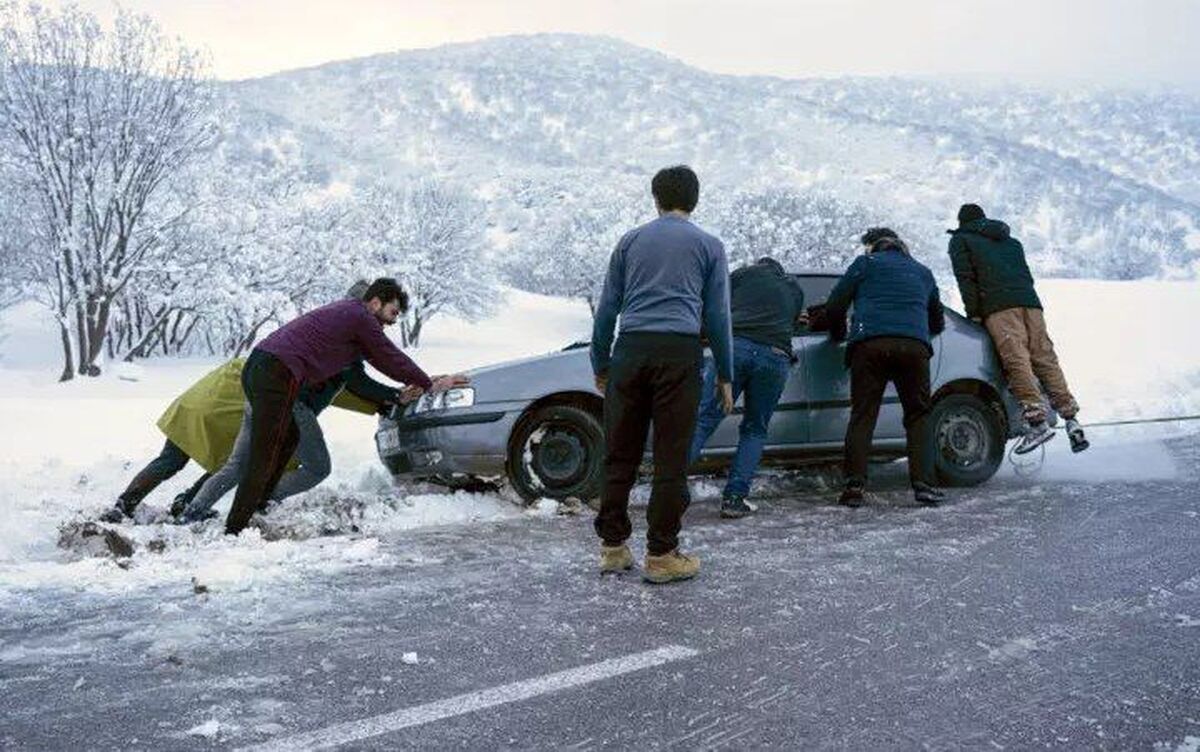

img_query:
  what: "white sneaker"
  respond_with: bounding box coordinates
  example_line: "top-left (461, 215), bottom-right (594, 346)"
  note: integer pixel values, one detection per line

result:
top-left (1014, 421), bottom-right (1055, 454)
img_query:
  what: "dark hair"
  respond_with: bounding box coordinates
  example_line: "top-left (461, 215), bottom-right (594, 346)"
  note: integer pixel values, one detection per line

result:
top-left (756, 256), bottom-right (785, 274)
top-left (364, 277), bottom-right (409, 312)
top-left (860, 227), bottom-right (899, 247)
top-left (651, 165), bottom-right (700, 213)
top-left (957, 203), bottom-right (986, 224)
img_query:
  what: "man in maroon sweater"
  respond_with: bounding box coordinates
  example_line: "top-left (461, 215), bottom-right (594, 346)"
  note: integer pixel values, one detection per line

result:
top-left (226, 277), bottom-right (464, 534)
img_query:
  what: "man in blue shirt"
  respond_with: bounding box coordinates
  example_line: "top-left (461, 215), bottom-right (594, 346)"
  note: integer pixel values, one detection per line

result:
top-left (591, 165), bottom-right (734, 584)
top-left (825, 228), bottom-right (946, 507)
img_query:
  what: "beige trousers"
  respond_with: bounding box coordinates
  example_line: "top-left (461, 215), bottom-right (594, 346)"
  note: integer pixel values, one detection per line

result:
top-left (984, 307), bottom-right (1078, 422)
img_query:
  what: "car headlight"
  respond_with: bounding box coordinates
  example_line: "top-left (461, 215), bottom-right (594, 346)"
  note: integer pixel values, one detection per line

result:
top-left (411, 387), bottom-right (476, 414)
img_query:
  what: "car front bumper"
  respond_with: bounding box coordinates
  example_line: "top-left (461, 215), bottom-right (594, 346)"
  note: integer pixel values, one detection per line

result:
top-left (375, 402), bottom-right (525, 480)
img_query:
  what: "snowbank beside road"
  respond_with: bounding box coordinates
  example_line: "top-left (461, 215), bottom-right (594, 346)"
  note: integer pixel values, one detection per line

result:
top-left (0, 280), bottom-right (1196, 598)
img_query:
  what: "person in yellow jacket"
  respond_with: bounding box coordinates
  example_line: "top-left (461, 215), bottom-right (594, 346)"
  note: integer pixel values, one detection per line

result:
top-left (100, 357), bottom-right (402, 523)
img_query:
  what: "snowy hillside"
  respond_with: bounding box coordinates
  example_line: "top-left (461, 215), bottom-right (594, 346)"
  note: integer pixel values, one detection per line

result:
top-left (226, 34), bottom-right (1200, 279)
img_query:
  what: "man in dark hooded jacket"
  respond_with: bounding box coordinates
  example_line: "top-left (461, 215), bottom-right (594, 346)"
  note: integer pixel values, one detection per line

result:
top-left (948, 204), bottom-right (1088, 454)
top-left (825, 228), bottom-right (945, 507)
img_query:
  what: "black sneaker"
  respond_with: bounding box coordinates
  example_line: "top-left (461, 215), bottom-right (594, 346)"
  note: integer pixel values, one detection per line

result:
top-left (719, 495), bottom-right (757, 519)
top-left (169, 495), bottom-right (189, 519)
top-left (838, 484), bottom-right (865, 508)
top-left (1065, 419), bottom-right (1090, 453)
top-left (912, 482), bottom-right (945, 506)
top-left (99, 498), bottom-right (136, 524)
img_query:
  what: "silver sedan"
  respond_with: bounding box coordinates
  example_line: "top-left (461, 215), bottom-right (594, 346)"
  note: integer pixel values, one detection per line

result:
top-left (375, 271), bottom-right (1031, 502)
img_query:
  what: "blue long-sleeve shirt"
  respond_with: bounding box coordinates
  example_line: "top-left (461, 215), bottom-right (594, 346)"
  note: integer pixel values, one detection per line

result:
top-left (590, 214), bottom-right (734, 381)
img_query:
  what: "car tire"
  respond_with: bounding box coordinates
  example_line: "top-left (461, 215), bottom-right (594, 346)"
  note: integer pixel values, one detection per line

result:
top-left (928, 393), bottom-right (1004, 487)
top-left (506, 404), bottom-right (604, 504)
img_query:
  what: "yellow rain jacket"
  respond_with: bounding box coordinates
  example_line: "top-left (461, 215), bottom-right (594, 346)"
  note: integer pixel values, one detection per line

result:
top-left (155, 359), bottom-right (379, 472)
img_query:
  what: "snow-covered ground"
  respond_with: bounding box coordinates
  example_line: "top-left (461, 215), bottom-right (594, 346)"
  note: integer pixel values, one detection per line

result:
top-left (0, 281), bottom-right (1197, 602)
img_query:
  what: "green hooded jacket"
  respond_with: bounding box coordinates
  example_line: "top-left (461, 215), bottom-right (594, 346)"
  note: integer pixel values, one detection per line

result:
top-left (947, 218), bottom-right (1042, 320)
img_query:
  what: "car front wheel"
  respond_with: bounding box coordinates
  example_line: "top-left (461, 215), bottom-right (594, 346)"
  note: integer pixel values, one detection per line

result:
top-left (929, 393), bottom-right (1004, 487)
top-left (506, 404), bottom-right (604, 504)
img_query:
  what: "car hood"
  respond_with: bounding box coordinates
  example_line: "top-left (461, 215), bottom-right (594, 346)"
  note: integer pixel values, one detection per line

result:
top-left (464, 346), bottom-right (595, 403)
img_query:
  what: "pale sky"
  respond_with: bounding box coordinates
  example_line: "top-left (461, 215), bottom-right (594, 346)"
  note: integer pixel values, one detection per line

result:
top-left (69, 0), bottom-right (1200, 89)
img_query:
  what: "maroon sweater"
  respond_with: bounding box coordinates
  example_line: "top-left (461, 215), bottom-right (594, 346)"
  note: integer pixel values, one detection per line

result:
top-left (257, 299), bottom-right (432, 390)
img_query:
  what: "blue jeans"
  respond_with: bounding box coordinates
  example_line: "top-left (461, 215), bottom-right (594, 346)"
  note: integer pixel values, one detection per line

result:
top-left (688, 336), bottom-right (792, 498)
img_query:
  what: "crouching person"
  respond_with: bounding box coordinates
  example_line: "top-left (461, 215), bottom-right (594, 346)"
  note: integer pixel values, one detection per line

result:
top-left (825, 228), bottom-right (946, 507)
top-left (948, 204), bottom-right (1088, 454)
top-left (224, 277), bottom-right (464, 535)
top-left (174, 358), bottom-right (408, 523)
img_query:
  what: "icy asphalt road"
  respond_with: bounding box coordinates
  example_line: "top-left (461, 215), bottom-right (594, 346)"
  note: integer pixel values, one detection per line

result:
top-left (2, 435), bottom-right (1199, 751)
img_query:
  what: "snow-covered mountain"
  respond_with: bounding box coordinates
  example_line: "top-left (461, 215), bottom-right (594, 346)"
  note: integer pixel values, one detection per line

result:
top-left (223, 34), bottom-right (1200, 279)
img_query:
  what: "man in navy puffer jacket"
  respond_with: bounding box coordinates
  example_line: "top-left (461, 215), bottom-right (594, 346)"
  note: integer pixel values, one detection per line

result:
top-left (825, 228), bottom-right (946, 506)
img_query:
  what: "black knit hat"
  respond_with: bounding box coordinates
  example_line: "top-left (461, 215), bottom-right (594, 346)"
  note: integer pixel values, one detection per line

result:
top-left (957, 203), bottom-right (986, 224)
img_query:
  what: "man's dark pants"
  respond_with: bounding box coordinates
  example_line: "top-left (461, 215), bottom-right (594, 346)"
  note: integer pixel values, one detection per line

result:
top-left (225, 349), bottom-right (301, 535)
top-left (844, 336), bottom-right (934, 488)
top-left (595, 333), bottom-right (702, 556)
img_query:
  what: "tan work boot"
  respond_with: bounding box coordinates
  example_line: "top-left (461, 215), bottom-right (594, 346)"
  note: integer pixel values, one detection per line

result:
top-left (642, 550), bottom-right (700, 584)
top-left (599, 544), bottom-right (634, 574)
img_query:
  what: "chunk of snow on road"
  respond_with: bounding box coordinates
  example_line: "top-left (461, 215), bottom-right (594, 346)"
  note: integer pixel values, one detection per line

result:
top-left (186, 719), bottom-right (221, 738)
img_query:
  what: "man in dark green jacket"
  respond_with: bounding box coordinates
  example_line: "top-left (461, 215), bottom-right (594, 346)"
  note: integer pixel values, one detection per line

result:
top-left (948, 204), bottom-right (1088, 454)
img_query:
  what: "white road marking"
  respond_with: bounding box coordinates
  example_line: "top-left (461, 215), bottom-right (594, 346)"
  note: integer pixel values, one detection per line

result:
top-left (238, 644), bottom-right (700, 751)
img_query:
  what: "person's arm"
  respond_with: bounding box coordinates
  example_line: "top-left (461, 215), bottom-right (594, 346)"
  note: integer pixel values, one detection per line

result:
top-left (702, 240), bottom-right (734, 384)
top-left (590, 237), bottom-right (627, 380)
top-left (342, 360), bottom-right (400, 406)
top-left (948, 234), bottom-right (980, 320)
top-left (824, 255), bottom-right (865, 342)
top-left (355, 312), bottom-right (434, 391)
top-left (791, 278), bottom-right (807, 329)
top-left (928, 275), bottom-right (946, 336)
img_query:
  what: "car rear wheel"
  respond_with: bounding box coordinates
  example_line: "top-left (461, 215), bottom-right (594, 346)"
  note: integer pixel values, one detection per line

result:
top-left (507, 404), bottom-right (604, 504)
top-left (929, 393), bottom-right (1004, 487)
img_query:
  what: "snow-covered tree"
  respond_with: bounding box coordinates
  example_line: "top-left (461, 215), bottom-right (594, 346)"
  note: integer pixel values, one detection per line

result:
top-left (355, 180), bottom-right (499, 346)
top-left (704, 187), bottom-right (872, 273)
top-left (507, 180), bottom-right (648, 317)
top-left (0, 2), bottom-right (216, 379)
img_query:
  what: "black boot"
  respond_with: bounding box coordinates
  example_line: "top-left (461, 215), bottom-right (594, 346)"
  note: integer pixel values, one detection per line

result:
top-left (99, 497), bottom-right (137, 524)
top-left (912, 482), bottom-right (945, 506)
top-left (838, 483), bottom-right (865, 508)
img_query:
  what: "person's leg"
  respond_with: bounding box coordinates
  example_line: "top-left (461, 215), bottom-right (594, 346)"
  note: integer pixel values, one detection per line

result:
top-left (269, 403), bottom-right (331, 502)
top-left (594, 348), bottom-right (652, 549)
top-left (117, 439), bottom-right (190, 511)
top-left (645, 345), bottom-right (703, 556)
top-left (725, 343), bottom-right (789, 499)
top-left (843, 341), bottom-right (889, 490)
top-left (225, 352), bottom-right (300, 535)
top-left (889, 340), bottom-right (935, 489)
top-left (984, 308), bottom-right (1043, 423)
top-left (181, 404), bottom-right (252, 521)
top-left (1024, 308), bottom-right (1079, 419)
top-left (686, 357), bottom-right (724, 466)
